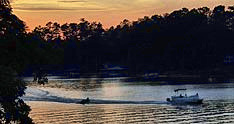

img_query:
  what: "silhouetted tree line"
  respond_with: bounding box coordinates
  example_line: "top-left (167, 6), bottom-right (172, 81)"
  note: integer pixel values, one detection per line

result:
top-left (28, 5), bottom-right (234, 75)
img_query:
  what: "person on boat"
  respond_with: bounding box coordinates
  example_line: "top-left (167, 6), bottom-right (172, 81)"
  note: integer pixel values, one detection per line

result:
top-left (80, 97), bottom-right (90, 104)
top-left (180, 94), bottom-right (183, 98)
top-left (86, 97), bottom-right (90, 102)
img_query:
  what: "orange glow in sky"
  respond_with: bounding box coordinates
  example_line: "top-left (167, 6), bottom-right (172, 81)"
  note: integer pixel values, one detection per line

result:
top-left (12, 0), bottom-right (234, 30)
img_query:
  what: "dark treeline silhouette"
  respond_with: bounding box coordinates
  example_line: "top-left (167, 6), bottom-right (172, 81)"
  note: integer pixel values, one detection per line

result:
top-left (27, 5), bottom-right (234, 76)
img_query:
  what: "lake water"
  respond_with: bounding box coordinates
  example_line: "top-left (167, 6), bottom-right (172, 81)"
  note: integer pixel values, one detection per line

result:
top-left (24, 77), bottom-right (234, 123)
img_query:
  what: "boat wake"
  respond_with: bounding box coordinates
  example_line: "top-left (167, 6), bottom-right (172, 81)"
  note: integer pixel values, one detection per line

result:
top-left (23, 96), bottom-right (168, 104)
top-left (22, 87), bottom-right (168, 105)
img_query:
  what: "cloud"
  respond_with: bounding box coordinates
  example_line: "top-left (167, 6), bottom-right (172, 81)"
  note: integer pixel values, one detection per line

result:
top-left (14, 6), bottom-right (104, 11)
top-left (57, 0), bottom-right (87, 3)
top-left (12, 0), bottom-right (155, 12)
top-left (12, 1), bottom-right (106, 11)
top-left (14, 7), bottom-right (76, 11)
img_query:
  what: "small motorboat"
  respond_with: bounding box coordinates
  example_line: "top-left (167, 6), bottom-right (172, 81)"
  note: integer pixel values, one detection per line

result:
top-left (166, 89), bottom-right (203, 104)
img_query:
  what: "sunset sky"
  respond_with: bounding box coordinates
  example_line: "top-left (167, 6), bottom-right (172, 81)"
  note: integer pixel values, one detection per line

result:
top-left (11, 0), bottom-right (234, 30)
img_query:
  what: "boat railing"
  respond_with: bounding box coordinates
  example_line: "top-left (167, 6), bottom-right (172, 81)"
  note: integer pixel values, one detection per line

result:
top-left (174, 89), bottom-right (187, 92)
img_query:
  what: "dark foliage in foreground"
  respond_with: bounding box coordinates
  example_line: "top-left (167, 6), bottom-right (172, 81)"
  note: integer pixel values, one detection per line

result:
top-left (0, 2), bottom-right (33, 123)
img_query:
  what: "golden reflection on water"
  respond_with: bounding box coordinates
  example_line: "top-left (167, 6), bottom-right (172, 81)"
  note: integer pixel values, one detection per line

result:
top-left (29, 101), bottom-right (166, 124)
top-left (28, 101), bottom-right (234, 124)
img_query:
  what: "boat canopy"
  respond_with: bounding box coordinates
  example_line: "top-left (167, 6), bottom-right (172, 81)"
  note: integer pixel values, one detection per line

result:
top-left (174, 89), bottom-right (187, 92)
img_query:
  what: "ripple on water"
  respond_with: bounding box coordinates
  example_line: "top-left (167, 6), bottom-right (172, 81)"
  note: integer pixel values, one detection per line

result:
top-left (28, 100), bottom-right (234, 124)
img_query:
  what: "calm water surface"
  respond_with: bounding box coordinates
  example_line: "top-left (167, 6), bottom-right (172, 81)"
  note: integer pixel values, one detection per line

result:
top-left (24, 77), bottom-right (234, 123)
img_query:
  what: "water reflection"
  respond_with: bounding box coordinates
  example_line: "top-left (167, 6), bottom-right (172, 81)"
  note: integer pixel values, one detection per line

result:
top-left (29, 100), bottom-right (234, 124)
top-left (70, 79), bottom-right (103, 91)
top-left (26, 77), bottom-right (234, 102)
top-left (25, 76), bottom-right (234, 123)
top-left (27, 78), bottom-right (104, 91)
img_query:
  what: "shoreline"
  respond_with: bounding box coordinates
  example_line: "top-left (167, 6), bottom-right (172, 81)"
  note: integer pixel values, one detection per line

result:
top-left (24, 75), bottom-right (234, 85)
